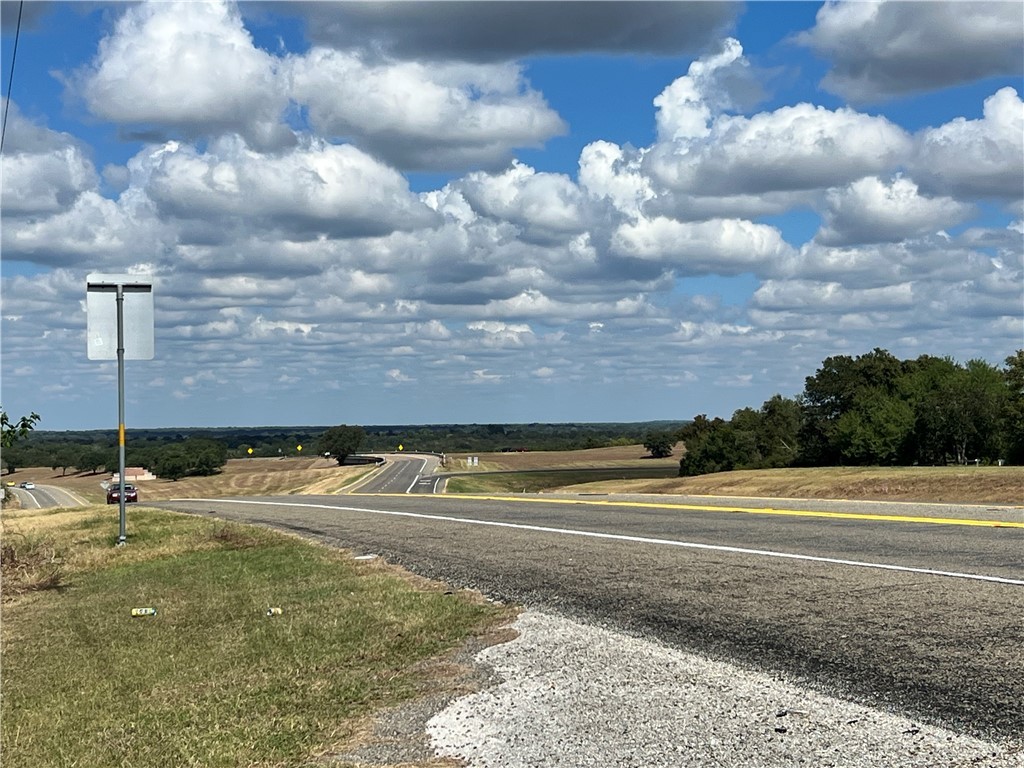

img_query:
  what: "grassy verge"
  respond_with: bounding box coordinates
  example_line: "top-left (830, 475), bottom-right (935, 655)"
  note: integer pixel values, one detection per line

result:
top-left (1, 506), bottom-right (511, 767)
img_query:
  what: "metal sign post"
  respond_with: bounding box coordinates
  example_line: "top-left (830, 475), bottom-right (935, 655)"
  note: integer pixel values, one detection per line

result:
top-left (87, 274), bottom-right (154, 546)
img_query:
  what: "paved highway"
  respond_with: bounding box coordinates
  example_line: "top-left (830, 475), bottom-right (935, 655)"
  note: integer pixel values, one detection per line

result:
top-left (352, 454), bottom-right (444, 494)
top-left (156, 491), bottom-right (1024, 740)
top-left (8, 484), bottom-right (89, 509)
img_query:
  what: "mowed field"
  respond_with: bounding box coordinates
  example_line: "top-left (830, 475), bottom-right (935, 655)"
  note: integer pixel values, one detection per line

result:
top-left (445, 444), bottom-right (679, 472)
top-left (445, 446), bottom-right (1023, 505)
top-left (4, 457), bottom-right (371, 505)
top-left (5, 447), bottom-right (1022, 505)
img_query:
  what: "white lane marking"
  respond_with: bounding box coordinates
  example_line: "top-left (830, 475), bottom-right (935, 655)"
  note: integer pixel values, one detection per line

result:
top-left (171, 498), bottom-right (1024, 586)
top-left (405, 459), bottom-right (428, 494)
top-left (39, 485), bottom-right (90, 507)
top-left (18, 490), bottom-right (42, 509)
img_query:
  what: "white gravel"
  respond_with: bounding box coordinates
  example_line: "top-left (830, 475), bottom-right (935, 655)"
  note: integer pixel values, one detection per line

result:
top-left (427, 611), bottom-right (1023, 768)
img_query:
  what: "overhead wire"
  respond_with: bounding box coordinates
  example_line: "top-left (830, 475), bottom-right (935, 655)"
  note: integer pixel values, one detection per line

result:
top-left (1, 0), bottom-right (26, 154)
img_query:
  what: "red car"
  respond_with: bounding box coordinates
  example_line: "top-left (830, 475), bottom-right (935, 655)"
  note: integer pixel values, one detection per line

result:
top-left (106, 484), bottom-right (138, 504)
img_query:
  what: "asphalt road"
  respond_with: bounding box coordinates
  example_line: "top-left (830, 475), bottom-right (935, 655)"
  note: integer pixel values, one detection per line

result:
top-left (353, 454), bottom-right (443, 494)
top-left (156, 491), bottom-right (1024, 741)
top-left (8, 484), bottom-right (89, 509)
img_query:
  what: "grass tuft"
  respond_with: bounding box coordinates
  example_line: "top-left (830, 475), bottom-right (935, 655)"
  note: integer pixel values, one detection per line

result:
top-left (1, 531), bottom-right (65, 596)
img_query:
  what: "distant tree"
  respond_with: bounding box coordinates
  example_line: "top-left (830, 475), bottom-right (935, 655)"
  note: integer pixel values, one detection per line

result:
top-left (833, 389), bottom-right (914, 464)
top-left (151, 438), bottom-right (228, 480)
top-left (903, 355), bottom-right (961, 464)
top-left (757, 394), bottom-right (801, 467)
top-left (1002, 350), bottom-right (1024, 464)
top-left (153, 447), bottom-right (190, 481)
top-left (798, 349), bottom-right (905, 465)
top-left (3, 446), bottom-right (22, 475)
top-left (50, 445), bottom-right (80, 477)
top-left (77, 447), bottom-right (108, 475)
top-left (680, 419), bottom-right (740, 476)
top-left (643, 431), bottom-right (676, 459)
top-left (317, 425), bottom-right (366, 466)
top-left (1, 408), bottom-right (40, 450)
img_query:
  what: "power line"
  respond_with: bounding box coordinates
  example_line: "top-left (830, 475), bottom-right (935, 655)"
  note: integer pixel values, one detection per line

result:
top-left (1, 0), bottom-right (25, 154)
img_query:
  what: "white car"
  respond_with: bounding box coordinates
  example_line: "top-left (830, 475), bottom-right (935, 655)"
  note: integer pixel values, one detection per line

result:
top-left (19, 481), bottom-right (35, 490)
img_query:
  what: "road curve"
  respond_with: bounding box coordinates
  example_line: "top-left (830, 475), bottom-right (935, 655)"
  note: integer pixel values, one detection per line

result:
top-left (350, 453), bottom-right (442, 494)
top-left (8, 484), bottom-right (90, 510)
top-left (155, 491), bottom-right (1024, 741)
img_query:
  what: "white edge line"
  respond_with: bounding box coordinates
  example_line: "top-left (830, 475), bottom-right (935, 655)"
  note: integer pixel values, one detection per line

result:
top-left (169, 498), bottom-right (1024, 587)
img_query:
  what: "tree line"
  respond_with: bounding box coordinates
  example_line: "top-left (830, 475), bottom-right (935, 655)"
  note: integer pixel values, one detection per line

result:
top-left (669, 349), bottom-right (1023, 476)
top-left (3, 420), bottom-right (685, 478)
top-left (7, 349), bottom-right (1019, 480)
top-left (2, 436), bottom-right (230, 481)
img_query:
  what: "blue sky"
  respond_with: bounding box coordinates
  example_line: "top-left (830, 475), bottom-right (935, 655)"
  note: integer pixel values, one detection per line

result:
top-left (1, 1), bottom-right (1022, 430)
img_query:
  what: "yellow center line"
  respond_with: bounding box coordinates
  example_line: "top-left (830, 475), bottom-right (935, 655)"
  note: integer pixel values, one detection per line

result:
top-left (351, 493), bottom-right (1024, 528)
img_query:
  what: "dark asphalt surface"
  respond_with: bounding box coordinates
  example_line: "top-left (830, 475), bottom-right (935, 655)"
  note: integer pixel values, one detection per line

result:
top-left (155, 492), bottom-right (1024, 742)
top-left (355, 456), bottom-right (440, 494)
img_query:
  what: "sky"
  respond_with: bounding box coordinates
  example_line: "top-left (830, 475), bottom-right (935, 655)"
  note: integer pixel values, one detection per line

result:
top-left (1, 0), bottom-right (1022, 431)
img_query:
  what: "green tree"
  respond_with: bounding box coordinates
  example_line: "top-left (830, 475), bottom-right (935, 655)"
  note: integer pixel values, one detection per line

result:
top-left (757, 394), bottom-right (801, 467)
top-left (643, 431), bottom-right (676, 458)
top-left (3, 446), bottom-right (23, 475)
top-left (317, 425), bottom-right (366, 466)
top-left (680, 419), bottom-right (739, 476)
top-left (152, 447), bottom-right (190, 481)
top-left (150, 438), bottom-right (228, 480)
top-left (902, 355), bottom-right (961, 464)
top-left (799, 349), bottom-right (905, 465)
top-left (50, 445), bottom-right (80, 477)
top-left (1002, 350), bottom-right (1024, 463)
top-left (1, 408), bottom-right (40, 451)
top-left (833, 389), bottom-right (914, 464)
top-left (77, 447), bottom-right (109, 475)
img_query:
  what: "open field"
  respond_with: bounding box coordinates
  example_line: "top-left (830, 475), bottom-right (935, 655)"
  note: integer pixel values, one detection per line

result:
top-left (440, 446), bottom-right (1023, 504)
top-left (1, 505), bottom-right (512, 767)
top-left (3, 457), bottom-right (371, 505)
top-left (563, 465), bottom-right (1024, 505)
top-left (5, 448), bottom-right (1021, 506)
top-left (444, 444), bottom-right (679, 472)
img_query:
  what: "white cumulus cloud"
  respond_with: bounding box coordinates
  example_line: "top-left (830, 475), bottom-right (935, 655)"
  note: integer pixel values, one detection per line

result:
top-left (78, 0), bottom-right (292, 150)
top-left (287, 49), bottom-right (565, 171)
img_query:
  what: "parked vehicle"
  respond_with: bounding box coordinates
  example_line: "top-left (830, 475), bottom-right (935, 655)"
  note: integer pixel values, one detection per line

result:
top-left (106, 484), bottom-right (138, 504)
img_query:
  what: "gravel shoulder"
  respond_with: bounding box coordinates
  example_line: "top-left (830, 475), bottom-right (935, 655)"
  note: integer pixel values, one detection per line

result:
top-left (427, 611), bottom-right (1024, 768)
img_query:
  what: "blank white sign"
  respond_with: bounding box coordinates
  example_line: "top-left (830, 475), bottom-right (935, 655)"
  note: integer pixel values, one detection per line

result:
top-left (86, 274), bottom-right (154, 360)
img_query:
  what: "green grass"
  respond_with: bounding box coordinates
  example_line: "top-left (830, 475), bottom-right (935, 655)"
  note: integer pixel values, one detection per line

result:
top-left (2, 507), bottom-right (510, 767)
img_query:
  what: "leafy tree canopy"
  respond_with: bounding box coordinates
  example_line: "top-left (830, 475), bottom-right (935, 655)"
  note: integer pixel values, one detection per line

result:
top-left (317, 425), bottom-right (366, 466)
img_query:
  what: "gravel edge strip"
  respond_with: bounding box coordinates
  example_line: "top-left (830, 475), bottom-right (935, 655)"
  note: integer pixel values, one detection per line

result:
top-left (426, 611), bottom-right (1024, 768)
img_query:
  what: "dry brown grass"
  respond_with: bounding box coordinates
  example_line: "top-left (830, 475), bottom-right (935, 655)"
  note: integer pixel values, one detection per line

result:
top-left (567, 465), bottom-right (1024, 505)
top-left (0, 530), bottom-right (64, 597)
top-left (6, 450), bottom-right (1020, 508)
top-left (2, 457), bottom-right (368, 505)
top-left (445, 444), bottom-right (678, 472)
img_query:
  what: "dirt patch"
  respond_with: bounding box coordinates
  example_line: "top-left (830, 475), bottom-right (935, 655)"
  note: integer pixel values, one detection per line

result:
top-left (326, 620), bottom-right (519, 767)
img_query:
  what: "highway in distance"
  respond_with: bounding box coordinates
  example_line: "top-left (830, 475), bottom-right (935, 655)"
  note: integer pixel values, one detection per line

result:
top-left (157, 488), bottom-right (1024, 742)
